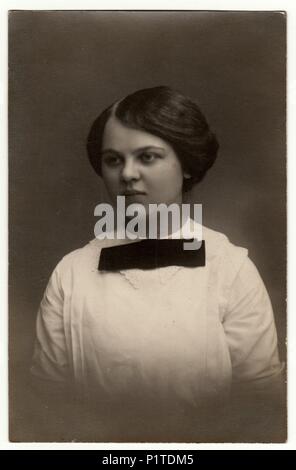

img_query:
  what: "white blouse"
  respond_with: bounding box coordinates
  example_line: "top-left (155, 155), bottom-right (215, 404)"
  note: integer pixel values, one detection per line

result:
top-left (31, 222), bottom-right (283, 438)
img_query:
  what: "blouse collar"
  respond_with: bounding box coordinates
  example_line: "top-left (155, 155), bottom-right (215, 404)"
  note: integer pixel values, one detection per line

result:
top-left (90, 217), bottom-right (203, 289)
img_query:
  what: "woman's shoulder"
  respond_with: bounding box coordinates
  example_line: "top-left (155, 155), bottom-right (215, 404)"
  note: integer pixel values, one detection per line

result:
top-left (201, 224), bottom-right (247, 257)
top-left (201, 224), bottom-right (250, 279)
top-left (201, 226), bottom-right (268, 307)
top-left (52, 237), bottom-right (125, 275)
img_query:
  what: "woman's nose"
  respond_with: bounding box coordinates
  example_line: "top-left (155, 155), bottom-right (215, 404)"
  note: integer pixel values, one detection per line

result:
top-left (120, 160), bottom-right (140, 182)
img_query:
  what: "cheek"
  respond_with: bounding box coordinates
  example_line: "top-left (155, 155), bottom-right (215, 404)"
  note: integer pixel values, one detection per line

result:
top-left (102, 179), bottom-right (120, 201)
top-left (147, 165), bottom-right (183, 196)
top-left (102, 168), bottom-right (119, 187)
top-left (162, 161), bottom-right (184, 185)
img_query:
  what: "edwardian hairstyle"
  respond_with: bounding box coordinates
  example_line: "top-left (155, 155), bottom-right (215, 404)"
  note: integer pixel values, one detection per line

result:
top-left (87, 86), bottom-right (219, 191)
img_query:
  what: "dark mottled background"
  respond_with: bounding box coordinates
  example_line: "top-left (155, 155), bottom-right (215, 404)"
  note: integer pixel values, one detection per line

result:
top-left (9, 11), bottom-right (286, 441)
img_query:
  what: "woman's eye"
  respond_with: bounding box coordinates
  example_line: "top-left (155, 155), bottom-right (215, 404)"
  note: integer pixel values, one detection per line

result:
top-left (103, 155), bottom-right (122, 167)
top-left (139, 153), bottom-right (158, 164)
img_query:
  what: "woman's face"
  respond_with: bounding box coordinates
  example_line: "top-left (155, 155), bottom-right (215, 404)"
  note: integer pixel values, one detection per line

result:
top-left (101, 116), bottom-right (185, 209)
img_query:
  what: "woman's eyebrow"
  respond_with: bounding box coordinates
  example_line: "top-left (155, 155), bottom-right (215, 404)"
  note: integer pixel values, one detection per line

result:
top-left (133, 146), bottom-right (165, 154)
top-left (101, 146), bottom-right (165, 156)
top-left (101, 149), bottom-right (123, 156)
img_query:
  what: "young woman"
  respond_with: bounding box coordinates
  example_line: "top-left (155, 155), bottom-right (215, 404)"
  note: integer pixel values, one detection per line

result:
top-left (31, 86), bottom-right (284, 442)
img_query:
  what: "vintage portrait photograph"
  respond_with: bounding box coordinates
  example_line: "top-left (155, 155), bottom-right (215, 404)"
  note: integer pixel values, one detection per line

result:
top-left (9, 10), bottom-right (287, 443)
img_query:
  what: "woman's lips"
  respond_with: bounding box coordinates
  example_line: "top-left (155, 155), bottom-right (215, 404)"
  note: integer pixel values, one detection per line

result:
top-left (121, 190), bottom-right (146, 196)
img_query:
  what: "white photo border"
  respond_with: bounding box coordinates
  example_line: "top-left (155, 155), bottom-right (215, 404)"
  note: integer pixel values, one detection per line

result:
top-left (1, 0), bottom-right (294, 450)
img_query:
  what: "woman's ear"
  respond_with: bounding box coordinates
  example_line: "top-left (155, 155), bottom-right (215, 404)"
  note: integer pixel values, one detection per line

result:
top-left (183, 172), bottom-right (191, 179)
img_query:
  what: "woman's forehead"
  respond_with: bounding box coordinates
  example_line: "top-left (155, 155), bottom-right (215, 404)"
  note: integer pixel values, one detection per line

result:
top-left (102, 116), bottom-right (172, 153)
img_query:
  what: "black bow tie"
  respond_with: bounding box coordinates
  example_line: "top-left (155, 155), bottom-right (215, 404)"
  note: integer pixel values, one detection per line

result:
top-left (98, 239), bottom-right (205, 271)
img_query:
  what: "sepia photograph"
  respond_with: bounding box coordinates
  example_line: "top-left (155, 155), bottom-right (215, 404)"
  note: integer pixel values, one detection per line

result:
top-left (9, 10), bottom-right (287, 443)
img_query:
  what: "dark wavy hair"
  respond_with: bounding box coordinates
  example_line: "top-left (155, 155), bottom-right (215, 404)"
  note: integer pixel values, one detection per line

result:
top-left (87, 86), bottom-right (219, 192)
